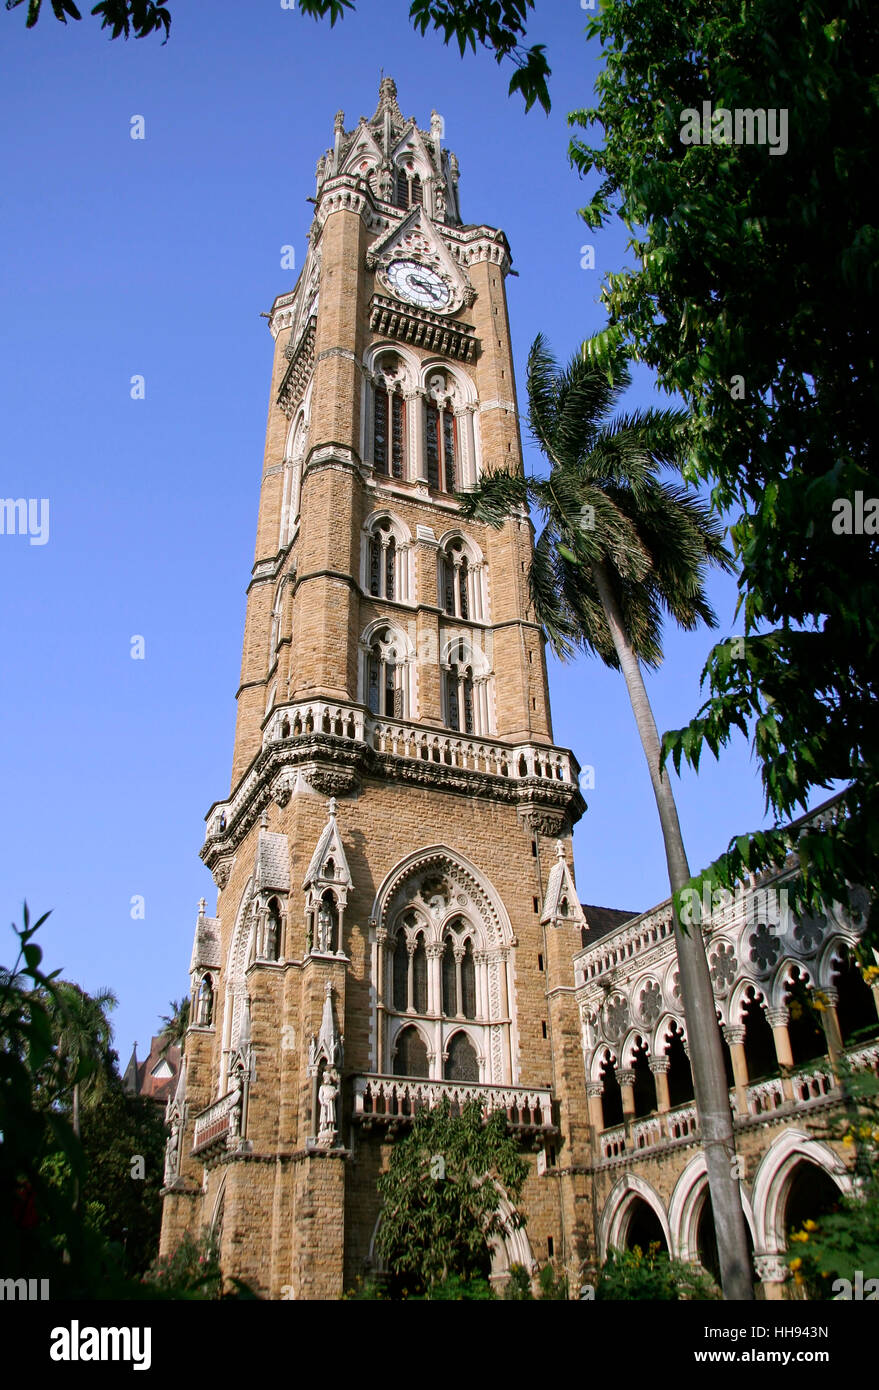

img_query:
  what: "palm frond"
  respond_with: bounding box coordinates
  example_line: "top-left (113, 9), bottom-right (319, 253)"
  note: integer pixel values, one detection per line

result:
top-left (456, 470), bottom-right (530, 528)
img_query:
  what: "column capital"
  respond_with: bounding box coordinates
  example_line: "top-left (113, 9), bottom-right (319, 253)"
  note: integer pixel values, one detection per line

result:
top-left (723, 1025), bottom-right (746, 1046)
top-left (617, 1069), bottom-right (636, 1088)
top-left (585, 1082), bottom-right (604, 1099)
top-left (649, 1057), bottom-right (670, 1075)
top-left (766, 1007), bottom-right (789, 1029)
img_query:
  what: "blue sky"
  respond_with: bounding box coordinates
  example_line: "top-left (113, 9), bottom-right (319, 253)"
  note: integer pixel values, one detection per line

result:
top-left (0, 1), bottom-right (783, 1062)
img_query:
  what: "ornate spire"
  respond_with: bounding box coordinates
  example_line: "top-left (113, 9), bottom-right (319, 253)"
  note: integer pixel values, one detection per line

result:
top-left (370, 75), bottom-right (404, 128)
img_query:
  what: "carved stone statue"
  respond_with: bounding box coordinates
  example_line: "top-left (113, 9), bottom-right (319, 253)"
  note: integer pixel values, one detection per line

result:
top-left (317, 901), bottom-right (333, 953)
top-left (164, 1117), bottom-right (180, 1184)
top-left (318, 1068), bottom-right (339, 1145)
top-left (228, 1069), bottom-right (243, 1143)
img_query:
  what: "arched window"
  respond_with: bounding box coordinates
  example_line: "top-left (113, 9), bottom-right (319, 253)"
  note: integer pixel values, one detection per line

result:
top-left (368, 519), bottom-right (397, 600)
top-left (393, 1024), bottom-right (429, 1078)
top-left (438, 535), bottom-right (485, 623)
top-left (366, 629), bottom-right (405, 718)
top-left (373, 384), bottom-right (407, 480)
top-left (394, 166), bottom-right (423, 210)
top-left (445, 1031), bottom-right (479, 1082)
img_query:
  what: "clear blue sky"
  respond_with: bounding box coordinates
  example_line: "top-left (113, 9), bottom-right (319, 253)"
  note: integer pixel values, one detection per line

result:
top-left (0, 1), bottom-right (785, 1063)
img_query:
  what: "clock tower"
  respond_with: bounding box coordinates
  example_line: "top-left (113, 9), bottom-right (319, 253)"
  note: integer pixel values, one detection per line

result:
top-left (159, 77), bottom-right (590, 1299)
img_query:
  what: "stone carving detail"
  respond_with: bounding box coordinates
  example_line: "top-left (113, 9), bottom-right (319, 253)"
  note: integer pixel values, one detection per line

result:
top-left (308, 769), bottom-right (358, 797)
top-left (793, 912), bottom-right (826, 952)
top-left (754, 1254), bottom-right (789, 1284)
top-left (521, 810), bottom-right (567, 838)
top-left (638, 980), bottom-right (663, 1025)
top-left (709, 942), bottom-right (738, 993)
top-left (163, 1116), bottom-right (180, 1186)
top-left (213, 861), bottom-right (231, 890)
top-left (317, 1068), bottom-right (340, 1147)
top-left (749, 923), bottom-right (782, 973)
top-left (604, 994), bottom-right (630, 1042)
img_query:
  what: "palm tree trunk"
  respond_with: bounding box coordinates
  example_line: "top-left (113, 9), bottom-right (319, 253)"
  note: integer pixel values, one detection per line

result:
top-left (592, 561), bottom-right (753, 1300)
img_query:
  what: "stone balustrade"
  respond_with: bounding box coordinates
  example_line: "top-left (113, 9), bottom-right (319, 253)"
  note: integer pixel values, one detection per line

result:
top-left (595, 1048), bottom-right (872, 1165)
top-left (192, 1089), bottom-right (242, 1156)
top-left (352, 1074), bottom-right (555, 1131)
top-left (203, 699), bottom-right (578, 843)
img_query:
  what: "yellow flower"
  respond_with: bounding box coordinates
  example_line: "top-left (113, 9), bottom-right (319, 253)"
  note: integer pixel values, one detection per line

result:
top-left (789, 1257), bottom-right (803, 1271)
top-left (843, 1133), bottom-right (855, 1146)
top-left (790, 1231), bottom-right (810, 1243)
top-left (803, 1220), bottom-right (819, 1232)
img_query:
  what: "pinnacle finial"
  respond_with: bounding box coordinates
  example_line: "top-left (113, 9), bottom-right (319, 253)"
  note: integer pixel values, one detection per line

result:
top-left (198, 897), bottom-right (206, 916)
top-left (327, 796), bottom-right (337, 819)
top-left (260, 808), bottom-right (269, 829)
top-left (556, 840), bottom-right (566, 860)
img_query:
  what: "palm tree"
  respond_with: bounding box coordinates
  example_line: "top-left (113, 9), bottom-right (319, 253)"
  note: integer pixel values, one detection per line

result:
top-left (51, 982), bottom-right (118, 1139)
top-left (158, 997), bottom-right (190, 1060)
top-left (459, 334), bottom-right (753, 1300)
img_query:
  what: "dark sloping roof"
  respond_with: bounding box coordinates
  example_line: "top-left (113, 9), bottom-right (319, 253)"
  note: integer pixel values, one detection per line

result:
top-left (581, 904), bottom-right (638, 945)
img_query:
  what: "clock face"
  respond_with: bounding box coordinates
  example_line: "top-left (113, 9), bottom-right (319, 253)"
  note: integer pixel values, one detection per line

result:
top-left (385, 259), bottom-right (451, 310)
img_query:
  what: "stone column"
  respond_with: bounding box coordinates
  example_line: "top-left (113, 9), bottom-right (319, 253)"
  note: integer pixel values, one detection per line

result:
top-left (586, 1082), bottom-right (604, 1156)
top-left (819, 986), bottom-right (845, 1070)
top-left (723, 1025), bottom-right (750, 1115)
top-left (375, 923), bottom-right (387, 1073)
top-left (649, 1057), bottom-right (671, 1114)
top-left (618, 1069), bottom-right (637, 1122)
top-left (754, 1253), bottom-right (788, 1301)
top-left (766, 1007), bottom-right (795, 1100)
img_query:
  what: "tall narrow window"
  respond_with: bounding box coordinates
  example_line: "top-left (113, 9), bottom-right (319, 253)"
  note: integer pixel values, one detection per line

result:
top-left (446, 661), bottom-right (475, 735)
top-left (369, 537), bottom-right (381, 597)
top-left (393, 935), bottom-right (408, 1012)
top-left (395, 168), bottom-right (422, 209)
top-left (373, 388), bottom-right (406, 479)
top-left (442, 938), bottom-right (457, 1017)
top-left (425, 403), bottom-right (457, 493)
top-left (374, 388), bottom-right (388, 474)
top-left (461, 940), bottom-right (477, 1020)
top-left (390, 394), bottom-right (405, 479)
top-left (412, 934), bottom-right (429, 1014)
top-left (385, 537), bottom-right (396, 600)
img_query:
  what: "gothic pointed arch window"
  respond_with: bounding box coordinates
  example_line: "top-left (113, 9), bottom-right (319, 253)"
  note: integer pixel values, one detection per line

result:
top-left (369, 351), bottom-right (410, 482)
top-left (444, 1031), bottom-right (479, 1082)
top-left (364, 626), bottom-right (409, 719)
top-left (363, 514), bottom-right (410, 604)
top-left (394, 164), bottom-right (423, 210)
top-left (393, 1024), bottom-right (429, 1078)
top-left (438, 535), bottom-right (486, 623)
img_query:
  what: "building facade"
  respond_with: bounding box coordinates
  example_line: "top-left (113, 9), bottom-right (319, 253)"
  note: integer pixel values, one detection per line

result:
top-left (159, 80), bottom-right (879, 1299)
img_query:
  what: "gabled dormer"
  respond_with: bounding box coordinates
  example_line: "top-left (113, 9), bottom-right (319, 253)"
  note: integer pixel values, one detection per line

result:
top-left (541, 842), bottom-right (587, 930)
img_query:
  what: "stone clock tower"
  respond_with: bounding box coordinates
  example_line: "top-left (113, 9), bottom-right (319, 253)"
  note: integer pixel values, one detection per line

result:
top-left (159, 78), bottom-right (591, 1298)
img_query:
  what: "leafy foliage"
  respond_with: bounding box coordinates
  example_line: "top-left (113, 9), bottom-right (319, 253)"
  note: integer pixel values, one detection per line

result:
top-left (786, 1065), bottom-right (879, 1298)
top-left (146, 1227), bottom-right (224, 1299)
top-left (298, 0), bottom-right (550, 112)
top-left (597, 1244), bottom-right (721, 1301)
top-left (6, 0), bottom-right (170, 39)
top-left (458, 335), bottom-right (731, 668)
top-left (158, 996), bottom-right (189, 1058)
top-left (565, 0), bottom-right (878, 944)
top-left (375, 1097), bottom-right (528, 1295)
